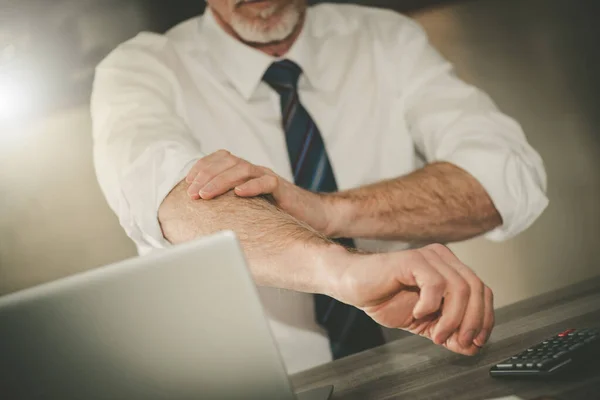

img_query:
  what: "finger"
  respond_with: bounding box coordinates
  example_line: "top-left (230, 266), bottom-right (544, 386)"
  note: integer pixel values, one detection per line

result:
top-left (405, 253), bottom-right (446, 321)
top-left (200, 163), bottom-right (262, 199)
top-left (456, 275), bottom-right (485, 348)
top-left (235, 175), bottom-right (278, 197)
top-left (187, 154), bottom-right (239, 198)
top-left (474, 285), bottom-right (495, 347)
top-left (420, 247), bottom-right (470, 346)
top-left (429, 244), bottom-right (486, 348)
top-left (443, 332), bottom-right (481, 356)
top-left (185, 149), bottom-right (231, 184)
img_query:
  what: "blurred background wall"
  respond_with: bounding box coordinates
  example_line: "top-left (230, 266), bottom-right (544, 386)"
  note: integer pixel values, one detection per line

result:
top-left (1, 0), bottom-right (599, 325)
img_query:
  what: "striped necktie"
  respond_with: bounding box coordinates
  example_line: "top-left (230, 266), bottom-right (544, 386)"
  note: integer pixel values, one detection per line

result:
top-left (262, 59), bottom-right (385, 359)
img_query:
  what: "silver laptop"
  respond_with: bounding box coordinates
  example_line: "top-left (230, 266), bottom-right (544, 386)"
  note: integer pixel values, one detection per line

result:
top-left (0, 231), bottom-right (333, 400)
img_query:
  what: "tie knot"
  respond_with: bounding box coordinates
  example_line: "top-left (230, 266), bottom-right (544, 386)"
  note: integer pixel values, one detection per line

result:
top-left (262, 59), bottom-right (302, 92)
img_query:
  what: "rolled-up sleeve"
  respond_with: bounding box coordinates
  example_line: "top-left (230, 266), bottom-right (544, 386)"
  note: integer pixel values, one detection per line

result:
top-left (398, 20), bottom-right (548, 241)
top-left (91, 33), bottom-right (204, 251)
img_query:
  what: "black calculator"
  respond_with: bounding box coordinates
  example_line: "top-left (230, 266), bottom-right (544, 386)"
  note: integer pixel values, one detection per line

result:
top-left (490, 328), bottom-right (600, 377)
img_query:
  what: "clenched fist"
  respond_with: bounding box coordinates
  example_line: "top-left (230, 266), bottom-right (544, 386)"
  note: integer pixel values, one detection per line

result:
top-left (330, 244), bottom-right (494, 356)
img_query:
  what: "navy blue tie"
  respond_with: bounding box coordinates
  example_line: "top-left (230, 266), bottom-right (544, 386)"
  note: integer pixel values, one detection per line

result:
top-left (262, 60), bottom-right (385, 359)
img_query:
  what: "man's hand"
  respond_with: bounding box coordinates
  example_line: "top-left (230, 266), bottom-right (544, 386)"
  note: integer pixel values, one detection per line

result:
top-left (183, 151), bottom-right (495, 356)
top-left (328, 243), bottom-right (494, 356)
top-left (185, 150), bottom-right (333, 234)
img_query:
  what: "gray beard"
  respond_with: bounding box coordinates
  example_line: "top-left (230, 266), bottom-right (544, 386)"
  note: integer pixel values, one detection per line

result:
top-left (230, 3), bottom-right (302, 44)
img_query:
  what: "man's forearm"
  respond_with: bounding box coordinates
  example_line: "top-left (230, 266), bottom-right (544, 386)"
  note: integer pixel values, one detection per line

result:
top-left (159, 181), bottom-right (346, 295)
top-left (325, 162), bottom-right (503, 243)
top-left (158, 180), bottom-right (496, 355)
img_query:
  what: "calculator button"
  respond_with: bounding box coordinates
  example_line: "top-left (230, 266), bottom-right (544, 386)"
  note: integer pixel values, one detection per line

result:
top-left (553, 351), bottom-right (568, 359)
top-left (569, 343), bottom-right (584, 351)
top-left (559, 329), bottom-right (576, 337)
top-left (536, 358), bottom-right (558, 370)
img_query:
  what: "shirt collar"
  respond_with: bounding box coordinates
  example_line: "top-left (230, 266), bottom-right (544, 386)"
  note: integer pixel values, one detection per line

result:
top-left (197, 7), bottom-right (329, 100)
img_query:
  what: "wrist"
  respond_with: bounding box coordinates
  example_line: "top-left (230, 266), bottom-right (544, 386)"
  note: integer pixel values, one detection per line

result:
top-left (312, 243), bottom-right (355, 299)
top-left (320, 193), bottom-right (349, 238)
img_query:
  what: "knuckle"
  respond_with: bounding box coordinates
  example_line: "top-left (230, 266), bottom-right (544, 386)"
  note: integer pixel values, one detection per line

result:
top-left (193, 171), bottom-right (208, 183)
top-left (209, 175), bottom-right (224, 186)
top-left (408, 249), bottom-right (428, 264)
top-left (265, 175), bottom-right (278, 187)
top-left (429, 276), bottom-right (446, 293)
top-left (215, 149), bottom-right (230, 157)
top-left (455, 280), bottom-right (471, 298)
top-left (186, 170), bottom-right (198, 182)
top-left (471, 280), bottom-right (485, 297)
top-left (427, 243), bottom-right (451, 256)
top-left (485, 286), bottom-right (494, 302)
top-left (240, 162), bottom-right (254, 175)
top-left (427, 243), bottom-right (445, 252)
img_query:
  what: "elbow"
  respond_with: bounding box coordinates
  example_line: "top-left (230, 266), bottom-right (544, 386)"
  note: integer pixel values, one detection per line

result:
top-left (157, 180), bottom-right (191, 245)
top-left (484, 152), bottom-right (549, 242)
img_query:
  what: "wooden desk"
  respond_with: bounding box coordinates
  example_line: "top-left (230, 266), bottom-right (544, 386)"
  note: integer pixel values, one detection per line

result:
top-left (292, 276), bottom-right (600, 400)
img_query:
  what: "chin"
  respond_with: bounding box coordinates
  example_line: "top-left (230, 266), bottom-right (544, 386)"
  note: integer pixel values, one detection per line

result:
top-left (231, 1), bottom-right (303, 44)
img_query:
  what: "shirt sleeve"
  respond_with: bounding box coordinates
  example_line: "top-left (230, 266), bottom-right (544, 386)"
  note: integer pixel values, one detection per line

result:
top-left (397, 19), bottom-right (548, 241)
top-left (91, 33), bottom-right (205, 251)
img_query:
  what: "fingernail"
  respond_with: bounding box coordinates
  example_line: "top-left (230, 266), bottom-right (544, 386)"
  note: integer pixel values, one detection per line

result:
top-left (187, 184), bottom-right (198, 195)
top-left (462, 329), bottom-right (477, 346)
top-left (475, 329), bottom-right (488, 345)
top-left (199, 184), bottom-right (214, 197)
top-left (433, 330), bottom-right (446, 345)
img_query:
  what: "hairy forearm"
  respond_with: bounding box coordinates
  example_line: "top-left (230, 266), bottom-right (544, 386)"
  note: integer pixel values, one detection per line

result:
top-left (326, 162), bottom-right (503, 243)
top-left (159, 181), bottom-right (345, 294)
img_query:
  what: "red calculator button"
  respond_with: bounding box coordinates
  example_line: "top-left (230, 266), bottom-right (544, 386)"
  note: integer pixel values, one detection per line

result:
top-left (558, 329), bottom-right (576, 337)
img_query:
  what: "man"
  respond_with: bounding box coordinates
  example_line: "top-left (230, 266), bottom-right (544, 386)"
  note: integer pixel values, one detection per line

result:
top-left (91, 0), bottom-right (548, 374)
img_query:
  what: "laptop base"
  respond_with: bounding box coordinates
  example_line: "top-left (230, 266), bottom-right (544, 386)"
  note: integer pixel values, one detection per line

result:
top-left (296, 385), bottom-right (334, 400)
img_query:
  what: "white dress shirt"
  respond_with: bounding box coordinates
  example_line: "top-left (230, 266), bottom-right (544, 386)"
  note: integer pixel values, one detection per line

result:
top-left (91, 4), bottom-right (548, 374)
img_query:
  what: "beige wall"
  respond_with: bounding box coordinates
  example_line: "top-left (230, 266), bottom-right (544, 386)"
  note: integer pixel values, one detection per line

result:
top-left (414, 1), bottom-right (600, 307)
top-left (0, 108), bottom-right (136, 295)
top-left (1, 1), bottom-right (599, 314)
